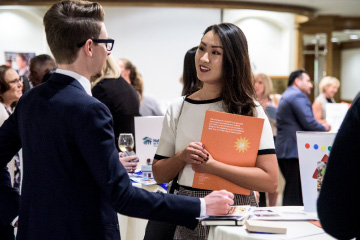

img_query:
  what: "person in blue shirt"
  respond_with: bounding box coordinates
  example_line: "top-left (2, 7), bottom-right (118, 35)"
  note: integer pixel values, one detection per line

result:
top-left (276, 69), bottom-right (330, 206)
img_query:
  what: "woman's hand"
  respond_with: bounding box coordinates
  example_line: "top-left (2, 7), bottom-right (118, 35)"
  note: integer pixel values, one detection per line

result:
top-left (119, 152), bottom-right (138, 173)
top-left (192, 151), bottom-right (216, 173)
top-left (179, 142), bottom-right (208, 165)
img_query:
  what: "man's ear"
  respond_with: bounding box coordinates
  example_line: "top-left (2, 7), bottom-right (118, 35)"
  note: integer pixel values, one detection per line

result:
top-left (294, 77), bottom-right (301, 87)
top-left (84, 39), bottom-right (94, 57)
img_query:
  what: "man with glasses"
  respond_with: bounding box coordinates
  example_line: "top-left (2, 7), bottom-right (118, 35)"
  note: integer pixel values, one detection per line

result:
top-left (0, 1), bottom-right (233, 239)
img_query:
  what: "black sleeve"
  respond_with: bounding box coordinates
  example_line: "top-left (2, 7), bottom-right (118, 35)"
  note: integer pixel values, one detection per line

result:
top-left (317, 92), bottom-right (360, 239)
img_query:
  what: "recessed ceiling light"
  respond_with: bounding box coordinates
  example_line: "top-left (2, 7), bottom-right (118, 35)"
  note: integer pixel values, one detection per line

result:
top-left (350, 35), bottom-right (359, 40)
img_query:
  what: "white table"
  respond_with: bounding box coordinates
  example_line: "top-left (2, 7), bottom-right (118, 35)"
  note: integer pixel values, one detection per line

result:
top-left (208, 222), bottom-right (336, 240)
top-left (117, 183), bottom-right (166, 240)
top-left (207, 206), bottom-right (336, 240)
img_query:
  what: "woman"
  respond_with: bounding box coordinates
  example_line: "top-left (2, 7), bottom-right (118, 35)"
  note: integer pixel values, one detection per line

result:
top-left (254, 73), bottom-right (280, 137)
top-left (152, 23), bottom-right (278, 239)
top-left (180, 46), bottom-right (199, 96)
top-left (91, 57), bottom-right (139, 173)
top-left (254, 73), bottom-right (283, 207)
top-left (0, 65), bottom-right (22, 239)
top-left (0, 65), bottom-right (23, 188)
top-left (312, 76), bottom-right (340, 123)
top-left (117, 58), bottom-right (163, 116)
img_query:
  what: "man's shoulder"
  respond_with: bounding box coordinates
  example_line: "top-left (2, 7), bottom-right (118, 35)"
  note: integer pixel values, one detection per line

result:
top-left (282, 87), bottom-right (305, 100)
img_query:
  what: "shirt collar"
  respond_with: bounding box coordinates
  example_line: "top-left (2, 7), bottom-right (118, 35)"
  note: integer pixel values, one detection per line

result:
top-left (55, 69), bottom-right (92, 96)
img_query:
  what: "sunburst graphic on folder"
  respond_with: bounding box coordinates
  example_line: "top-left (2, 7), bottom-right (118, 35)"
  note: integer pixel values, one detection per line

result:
top-left (234, 137), bottom-right (250, 153)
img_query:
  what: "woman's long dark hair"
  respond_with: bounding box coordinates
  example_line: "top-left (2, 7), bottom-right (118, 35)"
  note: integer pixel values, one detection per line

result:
top-left (203, 23), bottom-right (256, 116)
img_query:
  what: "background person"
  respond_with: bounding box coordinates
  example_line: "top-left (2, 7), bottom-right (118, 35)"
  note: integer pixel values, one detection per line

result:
top-left (0, 65), bottom-right (22, 240)
top-left (0, 1), bottom-right (234, 239)
top-left (117, 58), bottom-right (163, 116)
top-left (92, 56), bottom-right (140, 153)
top-left (152, 23), bottom-right (278, 239)
top-left (0, 65), bottom-right (22, 189)
top-left (276, 69), bottom-right (330, 206)
top-left (91, 56), bottom-right (139, 172)
top-left (180, 46), bottom-right (199, 96)
top-left (254, 73), bottom-right (283, 207)
top-left (28, 54), bottom-right (57, 87)
top-left (312, 76), bottom-right (340, 123)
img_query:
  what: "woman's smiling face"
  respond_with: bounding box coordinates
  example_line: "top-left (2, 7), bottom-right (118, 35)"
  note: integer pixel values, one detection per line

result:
top-left (195, 30), bottom-right (223, 85)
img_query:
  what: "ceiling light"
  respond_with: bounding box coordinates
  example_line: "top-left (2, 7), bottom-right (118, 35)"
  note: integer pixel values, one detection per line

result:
top-left (349, 35), bottom-right (359, 40)
top-left (331, 38), bottom-right (339, 42)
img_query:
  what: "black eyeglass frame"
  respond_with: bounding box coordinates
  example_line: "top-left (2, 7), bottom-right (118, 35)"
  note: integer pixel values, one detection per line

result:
top-left (77, 38), bottom-right (115, 51)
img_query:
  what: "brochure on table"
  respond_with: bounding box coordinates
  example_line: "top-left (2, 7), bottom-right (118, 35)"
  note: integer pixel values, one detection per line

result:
top-left (296, 132), bottom-right (336, 212)
top-left (134, 116), bottom-right (164, 167)
top-left (193, 110), bottom-right (264, 195)
top-left (326, 103), bottom-right (348, 132)
top-left (198, 205), bottom-right (252, 226)
top-left (250, 207), bottom-right (318, 221)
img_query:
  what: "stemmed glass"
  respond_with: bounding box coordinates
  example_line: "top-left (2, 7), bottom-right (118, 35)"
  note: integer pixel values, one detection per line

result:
top-left (118, 133), bottom-right (134, 152)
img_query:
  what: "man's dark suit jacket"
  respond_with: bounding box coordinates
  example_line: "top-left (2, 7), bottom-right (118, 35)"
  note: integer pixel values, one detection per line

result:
top-left (21, 76), bottom-right (31, 94)
top-left (276, 86), bottom-right (326, 159)
top-left (92, 76), bottom-right (140, 151)
top-left (0, 73), bottom-right (200, 240)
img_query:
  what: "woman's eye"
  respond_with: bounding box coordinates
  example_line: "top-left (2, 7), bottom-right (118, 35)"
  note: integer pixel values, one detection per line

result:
top-left (199, 46), bottom-right (204, 51)
top-left (213, 51), bottom-right (221, 55)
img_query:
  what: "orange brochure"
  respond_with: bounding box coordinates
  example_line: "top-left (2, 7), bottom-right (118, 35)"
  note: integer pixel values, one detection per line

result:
top-left (192, 110), bottom-right (264, 195)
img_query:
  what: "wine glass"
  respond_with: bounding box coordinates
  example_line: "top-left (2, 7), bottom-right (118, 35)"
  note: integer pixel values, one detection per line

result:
top-left (118, 133), bottom-right (134, 152)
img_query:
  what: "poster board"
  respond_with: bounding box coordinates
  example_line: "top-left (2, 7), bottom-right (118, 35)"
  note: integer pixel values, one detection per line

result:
top-left (192, 110), bottom-right (264, 195)
top-left (326, 103), bottom-right (348, 133)
top-left (296, 132), bottom-right (336, 212)
top-left (134, 116), bottom-right (164, 167)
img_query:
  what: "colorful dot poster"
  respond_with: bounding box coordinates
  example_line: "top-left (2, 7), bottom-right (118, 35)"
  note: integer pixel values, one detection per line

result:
top-left (296, 131), bottom-right (336, 212)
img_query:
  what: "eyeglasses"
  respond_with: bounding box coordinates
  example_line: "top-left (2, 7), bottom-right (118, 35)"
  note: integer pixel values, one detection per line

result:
top-left (7, 77), bottom-right (23, 85)
top-left (77, 38), bottom-right (115, 51)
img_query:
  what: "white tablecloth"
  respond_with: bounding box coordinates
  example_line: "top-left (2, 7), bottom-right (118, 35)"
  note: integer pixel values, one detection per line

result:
top-left (208, 207), bottom-right (336, 240)
top-left (118, 183), bottom-right (166, 240)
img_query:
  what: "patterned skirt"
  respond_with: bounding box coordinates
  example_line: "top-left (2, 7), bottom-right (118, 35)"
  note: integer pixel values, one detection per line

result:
top-left (173, 185), bottom-right (258, 240)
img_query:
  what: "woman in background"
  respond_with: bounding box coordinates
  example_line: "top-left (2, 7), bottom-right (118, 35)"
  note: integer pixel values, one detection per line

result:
top-left (153, 23), bottom-right (278, 239)
top-left (254, 73), bottom-right (283, 207)
top-left (0, 65), bottom-right (23, 188)
top-left (0, 65), bottom-right (23, 239)
top-left (91, 57), bottom-right (139, 173)
top-left (180, 46), bottom-right (199, 96)
top-left (312, 76), bottom-right (340, 123)
top-left (254, 73), bottom-right (280, 137)
top-left (117, 58), bottom-right (163, 116)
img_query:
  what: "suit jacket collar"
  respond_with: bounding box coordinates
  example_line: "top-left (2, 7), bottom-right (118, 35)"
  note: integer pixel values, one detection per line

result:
top-left (47, 73), bottom-right (89, 95)
top-left (54, 69), bottom-right (92, 96)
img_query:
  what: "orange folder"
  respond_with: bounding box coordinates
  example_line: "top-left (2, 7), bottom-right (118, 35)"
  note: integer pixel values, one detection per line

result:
top-left (192, 110), bottom-right (264, 195)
